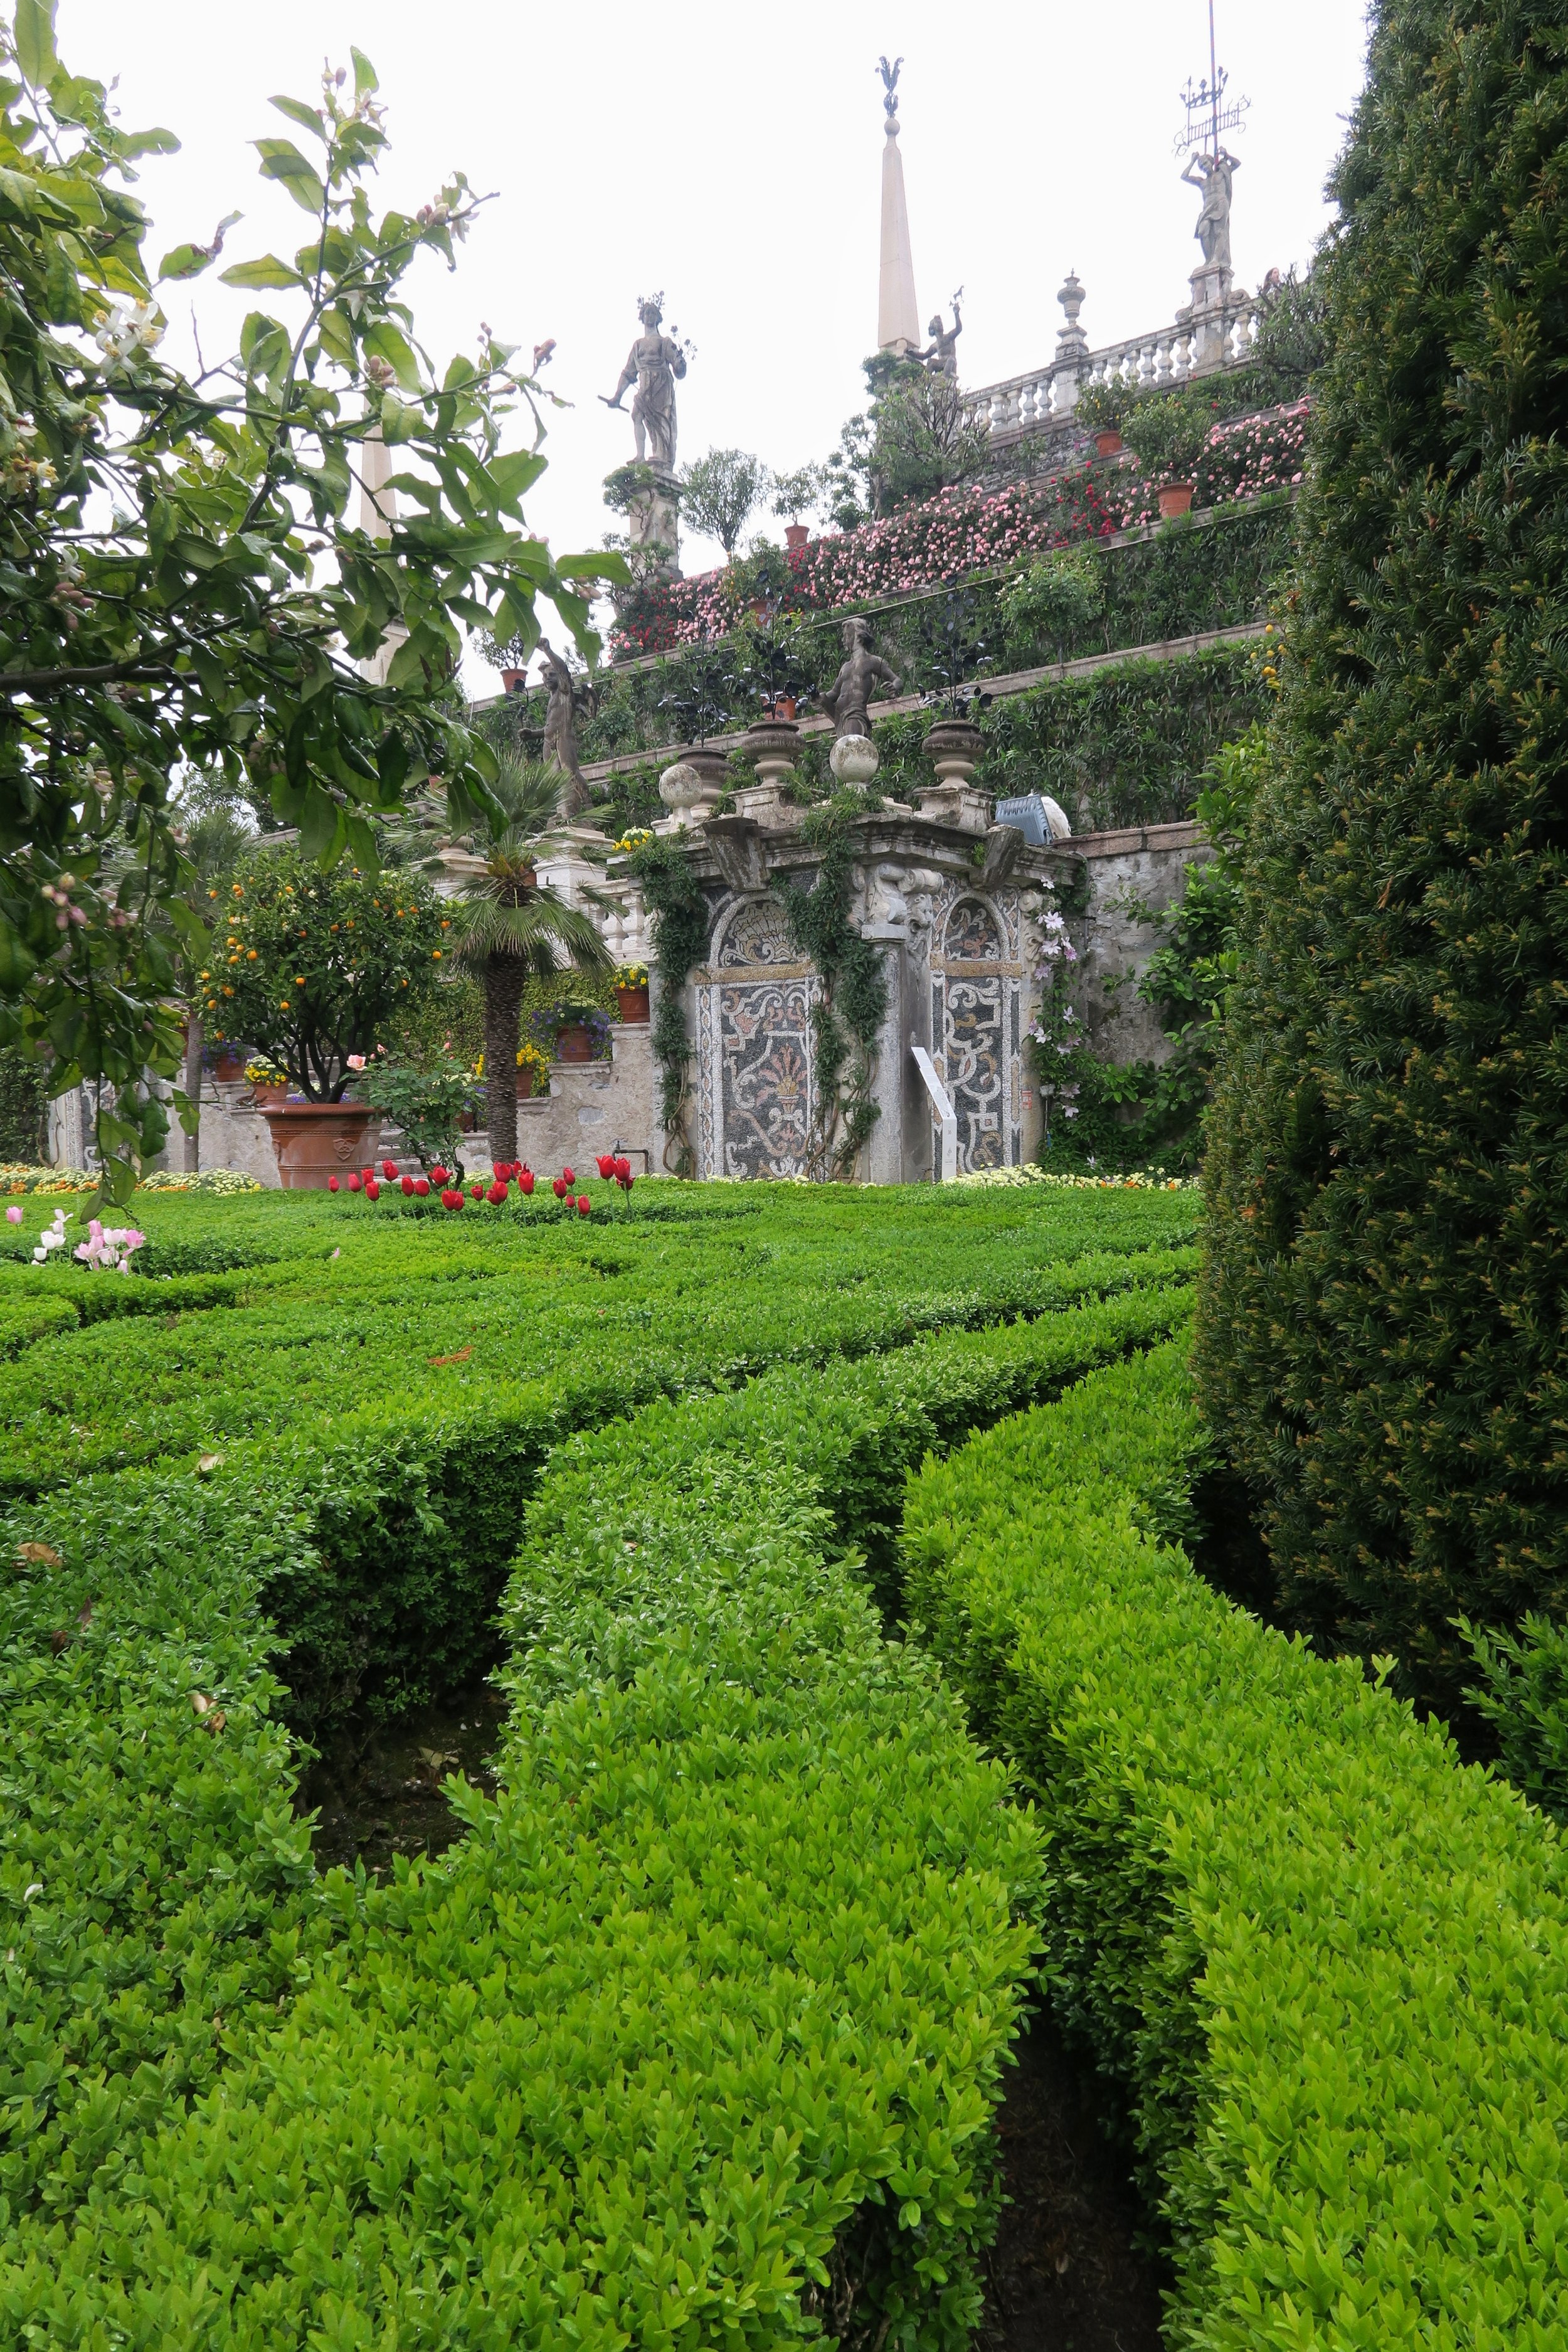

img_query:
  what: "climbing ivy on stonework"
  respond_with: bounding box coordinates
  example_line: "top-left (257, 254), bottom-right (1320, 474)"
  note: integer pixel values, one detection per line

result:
top-left (626, 835), bottom-right (709, 1175)
top-left (775, 794), bottom-right (888, 1178)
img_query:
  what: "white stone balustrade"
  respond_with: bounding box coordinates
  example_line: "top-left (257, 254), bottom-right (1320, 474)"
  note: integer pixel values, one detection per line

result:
top-left (963, 295), bottom-right (1261, 447)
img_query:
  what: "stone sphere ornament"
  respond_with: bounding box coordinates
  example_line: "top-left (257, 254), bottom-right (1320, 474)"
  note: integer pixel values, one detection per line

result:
top-left (829, 733), bottom-right (881, 787)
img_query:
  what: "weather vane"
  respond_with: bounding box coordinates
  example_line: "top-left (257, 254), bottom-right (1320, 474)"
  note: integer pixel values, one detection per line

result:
top-left (1173, 0), bottom-right (1249, 157)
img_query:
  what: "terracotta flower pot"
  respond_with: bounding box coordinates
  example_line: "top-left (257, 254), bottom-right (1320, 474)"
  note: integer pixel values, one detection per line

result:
top-left (515, 1064), bottom-right (536, 1100)
top-left (1158, 483), bottom-right (1195, 519)
top-left (556, 1023), bottom-right (595, 1063)
top-left (260, 1103), bottom-right (380, 1190)
top-left (1094, 428), bottom-right (1123, 457)
top-left (250, 1081), bottom-right (289, 1109)
top-left (784, 524), bottom-right (809, 553)
top-left (501, 668), bottom-right (526, 692)
top-left (764, 696), bottom-right (798, 723)
top-left (615, 984), bottom-right (650, 1025)
top-left (212, 1047), bottom-right (244, 1083)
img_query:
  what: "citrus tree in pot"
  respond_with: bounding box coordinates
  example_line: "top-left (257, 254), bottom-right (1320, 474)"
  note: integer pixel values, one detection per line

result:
top-left (198, 845), bottom-right (446, 1183)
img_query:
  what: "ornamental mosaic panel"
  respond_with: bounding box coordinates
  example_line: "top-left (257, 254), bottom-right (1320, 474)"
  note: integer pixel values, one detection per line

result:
top-left (931, 890), bottom-right (1025, 1173)
top-left (696, 894), bottom-right (824, 1180)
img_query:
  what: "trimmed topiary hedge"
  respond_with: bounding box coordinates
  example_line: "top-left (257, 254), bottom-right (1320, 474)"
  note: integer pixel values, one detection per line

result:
top-left (904, 1343), bottom-right (1568, 2347)
top-left (1, 1232), bottom-right (1193, 2342)
top-left (1196, 0), bottom-right (1568, 1716)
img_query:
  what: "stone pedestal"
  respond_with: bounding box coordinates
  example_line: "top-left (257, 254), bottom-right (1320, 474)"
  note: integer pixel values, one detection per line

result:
top-left (627, 470), bottom-right (681, 580)
top-left (1182, 263), bottom-right (1248, 374)
top-left (915, 779), bottom-right (994, 832)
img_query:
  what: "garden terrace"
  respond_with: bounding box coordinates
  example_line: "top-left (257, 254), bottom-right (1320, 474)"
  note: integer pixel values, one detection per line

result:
top-left (487, 493), bottom-right (1293, 790)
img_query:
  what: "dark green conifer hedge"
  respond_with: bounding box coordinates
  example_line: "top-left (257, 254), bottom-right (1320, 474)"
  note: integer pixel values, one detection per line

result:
top-left (1197, 0), bottom-right (1568, 1716)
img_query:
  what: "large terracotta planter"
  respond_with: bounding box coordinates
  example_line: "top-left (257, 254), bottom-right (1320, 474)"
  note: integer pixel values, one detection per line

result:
top-left (1094, 428), bottom-right (1123, 457)
top-left (615, 985), bottom-right (650, 1025)
top-left (1158, 483), bottom-right (1195, 519)
top-left (784, 523), bottom-right (809, 553)
top-left (260, 1102), bottom-right (379, 1190)
top-left (515, 1064), bottom-right (536, 1100)
top-left (556, 1023), bottom-right (595, 1064)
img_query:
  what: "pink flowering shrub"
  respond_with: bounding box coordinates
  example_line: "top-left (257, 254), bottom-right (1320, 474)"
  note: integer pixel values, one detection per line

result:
top-left (610, 400), bottom-right (1311, 660)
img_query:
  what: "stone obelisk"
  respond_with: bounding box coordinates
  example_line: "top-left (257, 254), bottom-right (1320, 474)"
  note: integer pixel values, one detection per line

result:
top-left (876, 58), bottom-right (919, 357)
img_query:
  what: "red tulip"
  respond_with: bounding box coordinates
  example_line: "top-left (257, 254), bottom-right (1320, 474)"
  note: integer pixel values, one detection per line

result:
top-left (362, 1167), bottom-right (374, 1184)
top-left (430, 1165), bottom-right (450, 1187)
top-left (365, 1178), bottom-right (380, 1201)
top-left (347, 1172), bottom-right (362, 1193)
top-left (400, 1175), bottom-right (415, 1196)
top-left (413, 1177), bottom-right (430, 1197)
top-left (551, 1175), bottom-right (567, 1199)
top-left (519, 1170), bottom-right (536, 1196)
top-left (613, 1155), bottom-right (632, 1182)
top-left (619, 1171), bottom-right (635, 1194)
top-left (470, 1182), bottom-right (484, 1200)
top-left (381, 1158), bottom-right (397, 1180)
top-left (328, 1175), bottom-right (340, 1193)
top-left (561, 1165), bottom-right (575, 1187)
top-left (596, 1153), bottom-right (615, 1180)
top-left (487, 1180), bottom-right (507, 1205)
top-left (576, 1194), bottom-right (591, 1217)
top-left (441, 1187), bottom-right (464, 1210)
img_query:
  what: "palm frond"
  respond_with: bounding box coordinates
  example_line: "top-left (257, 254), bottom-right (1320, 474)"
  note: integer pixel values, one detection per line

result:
top-left (445, 882), bottom-right (612, 974)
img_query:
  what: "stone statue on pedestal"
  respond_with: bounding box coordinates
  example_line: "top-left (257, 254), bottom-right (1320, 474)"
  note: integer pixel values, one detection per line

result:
top-left (1182, 150), bottom-right (1239, 275)
top-left (600, 294), bottom-right (687, 473)
top-left (822, 616), bottom-right (900, 741)
top-left (538, 640), bottom-right (588, 822)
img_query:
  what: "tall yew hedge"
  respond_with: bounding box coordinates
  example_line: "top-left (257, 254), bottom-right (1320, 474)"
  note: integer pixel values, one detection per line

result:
top-left (1196, 0), bottom-right (1568, 1718)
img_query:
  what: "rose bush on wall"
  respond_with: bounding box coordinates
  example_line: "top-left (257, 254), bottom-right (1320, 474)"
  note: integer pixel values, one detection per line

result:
top-left (608, 404), bottom-right (1309, 658)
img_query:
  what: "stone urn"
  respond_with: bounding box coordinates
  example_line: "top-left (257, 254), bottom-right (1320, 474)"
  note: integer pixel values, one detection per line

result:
top-left (1158, 484), bottom-right (1195, 519)
top-left (829, 733), bottom-right (881, 787)
top-left (740, 718), bottom-right (800, 788)
top-left (923, 717), bottom-right (985, 785)
top-left (659, 749), bottom-right (728, 826)
top-left (260, 1101), bottom-right (379, 1190)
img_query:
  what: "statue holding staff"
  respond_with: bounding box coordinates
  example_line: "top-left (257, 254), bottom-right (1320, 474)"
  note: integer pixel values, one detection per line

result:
top-left (599, 292), bottom-right (687, 474)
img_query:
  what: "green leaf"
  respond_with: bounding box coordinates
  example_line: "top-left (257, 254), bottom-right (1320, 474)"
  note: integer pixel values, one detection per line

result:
top-left (159, 243), bottom-right (214, 283)
top-left (269, 95), bottom-right (327, 140)
top-left (379, 392), bottom-right (420, 447)
top-left (351, 47), bottom-right (379, 96)
top-left (253, 139), bottom-right (326, 218)
top-left (362, 319), bottom-right (421, 394)
top-left (221, 255), bottom-right (301, 291)
top-left (14, 0), bottom-right (58, 87)
top-left (117, 126), bottom-right (181, 158)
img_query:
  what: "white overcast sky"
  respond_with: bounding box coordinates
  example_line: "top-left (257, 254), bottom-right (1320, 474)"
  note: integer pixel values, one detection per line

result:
top-left (60, 0), bottom-right (1372, 691)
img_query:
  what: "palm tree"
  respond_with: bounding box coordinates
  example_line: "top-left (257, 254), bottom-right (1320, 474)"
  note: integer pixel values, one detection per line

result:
top-left (442, 756), bottom-right (610, 1168)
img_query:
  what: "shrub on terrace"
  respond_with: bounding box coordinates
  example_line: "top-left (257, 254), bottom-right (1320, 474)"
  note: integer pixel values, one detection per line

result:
top-left (1197, 0), bottom-right (1568, 1717)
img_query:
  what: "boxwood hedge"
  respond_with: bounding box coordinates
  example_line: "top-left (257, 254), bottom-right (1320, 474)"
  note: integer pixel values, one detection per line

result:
top-left (1, 1200), bottom-right (1194, 2345)
top-left (904, 1344), bottom-right (1568, 2348)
